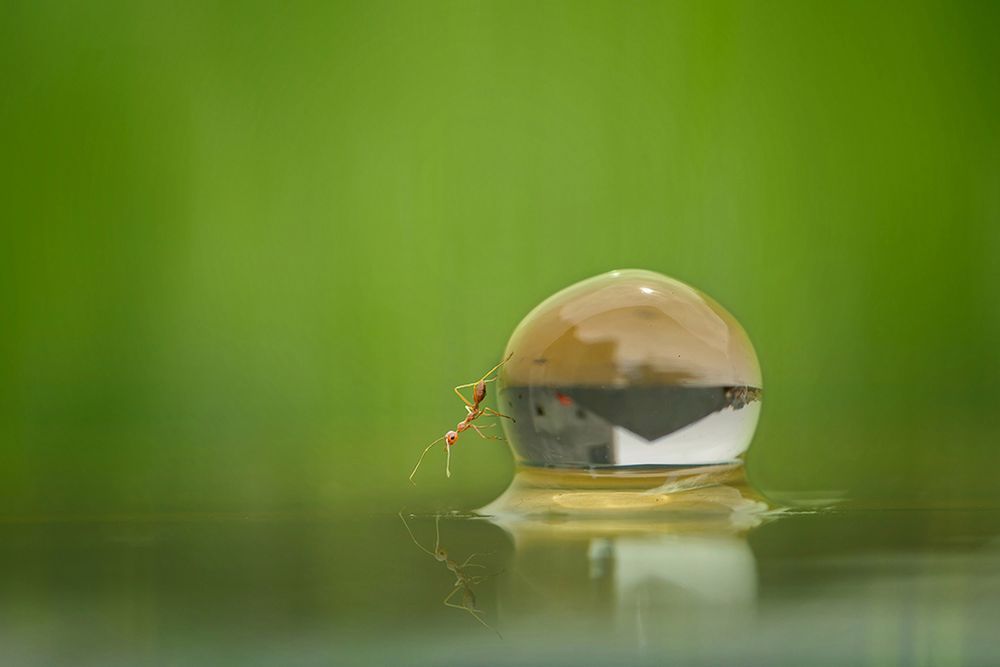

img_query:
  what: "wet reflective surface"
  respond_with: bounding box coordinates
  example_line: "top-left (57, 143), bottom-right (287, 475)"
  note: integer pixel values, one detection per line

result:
top-left (3, 510), bottom-right (999, 665)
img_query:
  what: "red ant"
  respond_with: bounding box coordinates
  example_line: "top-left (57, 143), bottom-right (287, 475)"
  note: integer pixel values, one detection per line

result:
top-left (409, 353), bottom-right (515, 483)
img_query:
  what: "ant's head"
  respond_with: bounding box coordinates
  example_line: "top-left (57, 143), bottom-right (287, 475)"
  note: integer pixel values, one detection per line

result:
top-left (445, 431), bottom-right (458, 446)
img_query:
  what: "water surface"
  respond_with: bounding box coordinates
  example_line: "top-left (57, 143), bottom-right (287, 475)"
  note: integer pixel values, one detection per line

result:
top-left (1, 510), bottom-right (998, 665)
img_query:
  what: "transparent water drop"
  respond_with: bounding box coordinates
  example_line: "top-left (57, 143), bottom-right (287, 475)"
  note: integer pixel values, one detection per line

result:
top-left (498, 269), bottom-right (762, 470)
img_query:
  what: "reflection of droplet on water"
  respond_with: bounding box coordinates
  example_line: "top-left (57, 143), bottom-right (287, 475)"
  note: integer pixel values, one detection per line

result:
top-left (498, 269), bottom-right (762, 470)
top-left (488, 516), bottom-right (759, 644)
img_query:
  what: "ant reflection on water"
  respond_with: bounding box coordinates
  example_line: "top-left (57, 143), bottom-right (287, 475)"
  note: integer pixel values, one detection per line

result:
top-left (399, 512), bottom-right (502, 638)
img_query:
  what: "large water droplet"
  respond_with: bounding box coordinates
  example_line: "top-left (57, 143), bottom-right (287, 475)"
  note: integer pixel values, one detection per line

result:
top-left (498, 269), bottom-right (762, 470)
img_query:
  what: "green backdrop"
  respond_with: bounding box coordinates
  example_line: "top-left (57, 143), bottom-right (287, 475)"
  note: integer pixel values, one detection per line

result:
top-left (2, 0), bottom-right (998, 516)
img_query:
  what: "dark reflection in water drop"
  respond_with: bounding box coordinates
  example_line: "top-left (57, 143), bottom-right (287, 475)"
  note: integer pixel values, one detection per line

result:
top-left (501, 384), bottom-right (761, 468)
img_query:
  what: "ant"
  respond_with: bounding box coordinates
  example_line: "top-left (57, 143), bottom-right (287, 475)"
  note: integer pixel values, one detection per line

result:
top-left (409, 353), bottom-right (515, 482)
top-left (398, 512), bottom-right (502, 638)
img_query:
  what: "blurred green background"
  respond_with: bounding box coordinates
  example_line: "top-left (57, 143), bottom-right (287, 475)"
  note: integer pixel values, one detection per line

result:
top-left (2, 0), bottom-right (998, 517)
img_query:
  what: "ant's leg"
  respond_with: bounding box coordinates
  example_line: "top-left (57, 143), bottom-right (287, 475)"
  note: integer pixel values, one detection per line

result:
top-left (453, 352), bottom-right (512, 406)
top-left (452, 378), bottom-right (497, 404)
top-left (452, 595), bottom-right (499, 636)
top-left (483, 407), bottom-right (515, 422)
top-left (444, 586), bottom-right (483, 619)
top-left (468, 609), bottom-right (500, 637)
top-left (444, 585), bottom-right (501, 637)
top-left (442, 586), bottom-right (465, 609)
top-left (471, 424), bottom-right (503, 441)
top-left (453, 354), bottom-right (513, 404)
top-left (475, 352), bottom-right (513, 385)
top-left (460, 552), bottom-right (490, 567)
top-left (470, 568), bottom-right (504, 584)
top-left (453, 384), bottom-right (475, 408)
top-left (445, 444), bottom-right (452, 478)
top-left (459, 377), bottom-right (497, 385)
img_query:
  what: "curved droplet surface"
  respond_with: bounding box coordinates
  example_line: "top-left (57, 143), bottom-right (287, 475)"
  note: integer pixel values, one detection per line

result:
top-left (498, 269), bottom-right (762, 469)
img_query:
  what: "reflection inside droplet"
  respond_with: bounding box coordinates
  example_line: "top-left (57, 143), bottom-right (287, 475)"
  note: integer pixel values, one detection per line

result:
top-left (498, 269), bottom-right (762, 471)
